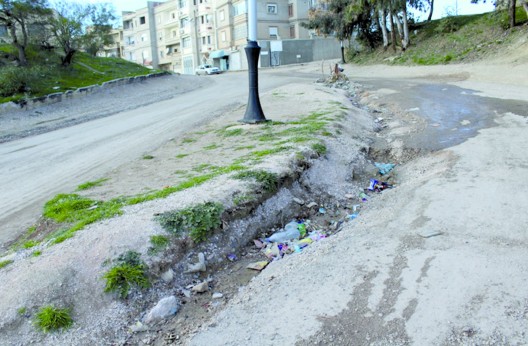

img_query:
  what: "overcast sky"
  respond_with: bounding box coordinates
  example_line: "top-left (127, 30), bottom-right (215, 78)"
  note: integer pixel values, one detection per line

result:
top-left (84, 0), bottom-right (495, 21)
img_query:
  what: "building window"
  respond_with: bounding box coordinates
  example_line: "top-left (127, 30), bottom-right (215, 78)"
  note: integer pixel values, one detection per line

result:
top-left (183, 37), bottom-right (191, 48)
top-left (234, 2), bottom-right (247, 15)
top-left (201, 15), bottom-right (205, 24)
top-left (267, 3), bottom-right (278, 14)
top-left (219, 10), bottom-right (225, 21)
top-left (141, 34), bottom-right (147, 42)
top-left (289, 25), bottom-right (295, 38)
top-left (172, 30), bottom-right (177, 38)
top-left (171, 12), bottom-right (176, 19)
top-left (207, 35), bottom-right (211, 44)
top-left (140, 16), bottom-right (146, 25)
top-left (288, 4), bottom-right (293, 17)
top-left (178, 0), bottom-right (186, 8)
top-left (160, 50), bottom-right (164, 58)
top-left (202, 36), bottom-right (206, 44)
top-left (269, 26), bottom-right (278, 39)
top-left (234, 24), bottom-right (247, 40)
top-left (221, 31), bottom-right (226, 42)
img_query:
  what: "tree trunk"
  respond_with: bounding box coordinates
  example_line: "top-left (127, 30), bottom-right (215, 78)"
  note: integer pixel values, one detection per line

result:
top-left (379, 9), bottom-right (389, 50)
top-left (388, 6), bottom-right (397, 52)
top-left (523, 0), bottom-right (528, 18)
top-left (394, 14), bottom-right (403, 42)
top-left (61, 49), bottom-right (77, 66)
top-left (401, 6), bottom-right (410, 50)
top-left (7, 23), bottom-right (27, 66)
top-left (427, 0), bottom-right (435, 21)
top-left (509, 0), bottom-right (516, 28)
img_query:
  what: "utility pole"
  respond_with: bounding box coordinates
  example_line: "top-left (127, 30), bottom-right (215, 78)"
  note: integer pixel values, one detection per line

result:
top-left (240, 0), bottom-right (267, 123)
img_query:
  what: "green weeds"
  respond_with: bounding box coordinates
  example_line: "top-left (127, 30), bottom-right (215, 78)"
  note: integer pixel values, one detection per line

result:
top-left (34, 305), bottom-right (73, 333)
top-left (156, 202), bottom-right (223, 243)
top-left (148, 235), bottom-right (170, 254)
top-left (77, 178), bottom-right (109, 191)
top-left (0, 260), bottom-right (13, 269)
top-left (103, 251), bottom-right (150, 299)
top-left (233, 170), bottom-right (279, 193)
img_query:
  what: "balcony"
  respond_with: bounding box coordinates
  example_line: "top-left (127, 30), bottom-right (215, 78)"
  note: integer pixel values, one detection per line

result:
top-left (200, 44), bottom-right (213, 53)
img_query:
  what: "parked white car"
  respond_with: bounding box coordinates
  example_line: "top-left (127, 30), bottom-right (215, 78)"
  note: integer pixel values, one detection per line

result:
top-left (195, 64), bottom-right (221, 75)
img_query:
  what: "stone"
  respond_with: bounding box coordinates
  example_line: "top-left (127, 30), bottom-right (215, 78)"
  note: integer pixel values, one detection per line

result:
top-left (161, 269), bottom-right (174, 283)
top-left (130, 321), bottom-right (148, 333)
top-left (181, 289), bottom-right (191, 298)
top-left (185, 252), bottom-right (206, 273)
top-left (212, 292), bottom-right (223, 299)
top-left (191, 281), bottom-right (209, 293)
top-left (143, 296), bottom-right (180, 324)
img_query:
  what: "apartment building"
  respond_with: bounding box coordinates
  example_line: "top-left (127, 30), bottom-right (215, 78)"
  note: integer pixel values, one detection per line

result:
top-left (115, 0), bottom-right (339, 74)
top-left (98, 29), bottom-right (124, 58)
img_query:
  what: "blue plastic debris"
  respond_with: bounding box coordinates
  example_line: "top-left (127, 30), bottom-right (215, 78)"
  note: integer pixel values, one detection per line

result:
top-left (375, 162), bottom-right (396, 175)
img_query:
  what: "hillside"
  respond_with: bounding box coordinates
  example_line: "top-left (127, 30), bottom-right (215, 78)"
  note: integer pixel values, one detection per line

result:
top-left (349, 7), bottom-right (528, 65)
top-left (0, 49), bottom-right (154, 103)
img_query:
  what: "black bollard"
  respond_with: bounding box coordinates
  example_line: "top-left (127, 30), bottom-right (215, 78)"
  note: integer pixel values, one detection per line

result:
top-left (240, 40), bottom-right (267, 124)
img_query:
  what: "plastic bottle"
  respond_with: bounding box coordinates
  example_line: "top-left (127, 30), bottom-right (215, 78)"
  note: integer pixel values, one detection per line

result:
top-left (267, 221), bottom-right (301, 243)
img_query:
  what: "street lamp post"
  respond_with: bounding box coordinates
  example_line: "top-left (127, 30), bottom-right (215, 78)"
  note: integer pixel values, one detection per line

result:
top-left (240, 0), bottom-right (267, 123)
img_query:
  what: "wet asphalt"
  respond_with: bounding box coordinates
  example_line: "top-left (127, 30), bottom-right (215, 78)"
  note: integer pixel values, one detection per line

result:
top-left (357, 78), bottom-right (528, 150)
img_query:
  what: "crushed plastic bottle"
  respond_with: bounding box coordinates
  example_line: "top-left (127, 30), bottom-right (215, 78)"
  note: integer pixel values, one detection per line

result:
top-left (267, 221), bottom-right (301, 243)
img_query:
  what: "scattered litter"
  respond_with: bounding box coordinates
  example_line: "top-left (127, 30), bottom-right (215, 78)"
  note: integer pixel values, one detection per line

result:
top-left (226, 253), bottom-right (238, 262)
top-left (460, 119), bottom-right (471, 126)
top-left (293, 197), bottom-right (305, 205)
top-left (212, 292), bottom-right (224, 299)
top-left (318, 207), bottom-right (326, 214)
top-left (181, 289), bottom-right (191, 298)
top-left (348, 214), bottom-right (358, 220)
top-left (345, 194), bottom-right (354, 199)
top-left (161, 269), bottom-right (174, 283)
top-left (360, 192), bottom-right (368, 201)
top-left (375, 162), bottom-right (396, 175)
top-left (374, 117), bottom-right (384, 123)
top-left (191, 281), bottom-right (209, 293)
top-left (419, 230), bottom-right (443, 238)
top-left (352, 204), bottom-right (360, 212)
top-left (368, 179), bottom-right (393, 192)
top-left (267, 221), bottom-right (301, 243)
top-left (253, 239), bottom-right (265, 249)
top-left (306, 202), bottom-right (318, 208)
top-left (184, 252), bottom-right (206, 273)
top-left (246, 261), bottom-right (269, 271)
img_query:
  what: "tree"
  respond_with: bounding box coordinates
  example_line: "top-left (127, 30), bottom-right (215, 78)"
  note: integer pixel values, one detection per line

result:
top-left (0, 0), bottom-right (51, 66)
top-left (82, 4), bottom-right (116, 57)
top-left (48, 1), bottom-right (115, 66)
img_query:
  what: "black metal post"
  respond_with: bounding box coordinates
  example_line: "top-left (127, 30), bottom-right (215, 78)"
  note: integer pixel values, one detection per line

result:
top-left (240, 40), bottom-right (267, 124)
top-left (340, 40), bottom-right (346, 64)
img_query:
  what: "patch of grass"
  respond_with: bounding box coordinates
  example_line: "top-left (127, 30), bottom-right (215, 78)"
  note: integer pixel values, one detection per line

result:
top-left (156, 202), bottom-right (223, 243)
top-left (76, 178), bottom-right (109, 191)
top-left (233, 170), bottom-right (279, 192)
top-left (43, 194), bottom-right (123, 244)
top-left (34, 305), bottom-right (73, 333)
top-left (257, 133), bottom-right (278, 142)
top-left (193, 163), bottom-right (214, 172)
top-left (311, 142), bottom-right (327, 155)
top-left (247, 146), bottom-right (290, 159)
top-left (203, 143), bottom-right (220, 150)
top-left (32, 250), bottom-right (42, 257)
top-left (0, 259), bottom-right (13, 269)
top-left (182, 137), bottom-right (196, 143)
top-left (17, 307), bottom-right (27, 315)
top-left (142, 155), bottom-right (155, 160)
top-left (148, 235), bottom-right (170, 254)
top-left (103, 251), bottom-right (150, 299)
top-left (175, 153), bottom-right (189, 159)
top-left (22, 240), bottom-right (39, 249)
top-left (233, 193), bottom-right (257, 206)
top-left (221, 128), bottom-right (243, 137)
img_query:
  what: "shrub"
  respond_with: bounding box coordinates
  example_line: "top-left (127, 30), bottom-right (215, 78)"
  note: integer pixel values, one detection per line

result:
top-left (103, 251), bottom-right (150, 299)
top-left (156, 202), bottom-right (223, 243)
top-left (233, 170), bottom-right (279, 193)
top-left (0, 65), bottom-right (47, 97)
top-left (34, 305), bottom-right (73, 333)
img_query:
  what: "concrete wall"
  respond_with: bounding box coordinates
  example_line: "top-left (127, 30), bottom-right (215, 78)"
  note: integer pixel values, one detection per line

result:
top-left (256, 37), bottom-right (341, 68)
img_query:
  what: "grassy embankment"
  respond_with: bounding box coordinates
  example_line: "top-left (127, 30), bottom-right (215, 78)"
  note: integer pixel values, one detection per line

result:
top-left (349, 7), bottom-right (528, 65)
top-left (0, 48), bottom-right (155, 104)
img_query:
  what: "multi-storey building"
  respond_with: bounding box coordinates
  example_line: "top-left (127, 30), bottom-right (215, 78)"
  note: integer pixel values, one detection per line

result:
top-left (115, 0), bottom-right (340, 74)
top-left (98, 29), bottom-right (124, 58)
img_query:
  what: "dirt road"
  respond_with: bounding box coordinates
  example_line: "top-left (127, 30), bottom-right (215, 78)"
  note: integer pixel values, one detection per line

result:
top-left (0, 68), bottom-right (319, 251)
